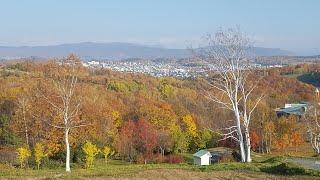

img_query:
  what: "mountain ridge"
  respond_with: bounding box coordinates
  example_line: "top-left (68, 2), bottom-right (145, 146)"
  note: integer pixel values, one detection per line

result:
top-left (0, 42), bottom-right (294, 60)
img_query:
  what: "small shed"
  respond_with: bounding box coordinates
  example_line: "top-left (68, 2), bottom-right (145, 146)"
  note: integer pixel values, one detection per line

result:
top-left (193, 150), bottom-right (212, 165)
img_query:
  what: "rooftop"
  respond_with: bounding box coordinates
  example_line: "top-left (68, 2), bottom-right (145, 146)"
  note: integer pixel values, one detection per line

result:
top-left (193, 150), bottom-right (212, 158)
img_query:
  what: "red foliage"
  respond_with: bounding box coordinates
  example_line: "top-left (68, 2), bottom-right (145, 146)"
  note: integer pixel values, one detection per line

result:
top-left (116, 120), bottom-right (137, 162)
top-left (116, 119), bottom-right (157, 163)
top-left (164, 154), bottom-right (184, 164)
top-left (136, 119), bottom-right (157, 162)
top-left (152, 153), bottom-right (166, 163)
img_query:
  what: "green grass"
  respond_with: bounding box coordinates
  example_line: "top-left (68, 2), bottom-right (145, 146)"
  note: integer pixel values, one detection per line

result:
top-left (1, 155), bottom-right (320, 179)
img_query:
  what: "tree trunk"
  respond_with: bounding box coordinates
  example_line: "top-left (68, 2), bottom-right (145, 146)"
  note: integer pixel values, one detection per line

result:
top-left (23, 114), bottom-right (29, 147)
top-left (65, 128), bottom-right (71, 172)
top-left (239, 137), bottom-right (246, 162)
top-left (159, 147), bottom-right (165, 157)
top-left (244, 130), bottom-right (252, 162)
top-left (269, 133), bottom-right (272, 153)
top-left (235, 109), bottom-right (246, 162)
top-left (22, 101), bottom-right (29, 147)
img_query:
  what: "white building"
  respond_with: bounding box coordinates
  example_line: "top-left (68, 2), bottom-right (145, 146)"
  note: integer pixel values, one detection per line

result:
top-left (193, 150), bottom-right (212, 166)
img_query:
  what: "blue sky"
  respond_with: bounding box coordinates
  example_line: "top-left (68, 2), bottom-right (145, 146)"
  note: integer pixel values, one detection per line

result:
top-left (1, 0), bottom-right (319, 54)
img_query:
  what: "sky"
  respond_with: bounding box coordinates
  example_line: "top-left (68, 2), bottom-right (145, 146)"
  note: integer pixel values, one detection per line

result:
top-left (0, 0), bottom-right (320, 55)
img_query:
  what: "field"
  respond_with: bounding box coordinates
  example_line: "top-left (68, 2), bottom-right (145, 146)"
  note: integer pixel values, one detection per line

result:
top-left (1, 154), bottom-right (320, 179)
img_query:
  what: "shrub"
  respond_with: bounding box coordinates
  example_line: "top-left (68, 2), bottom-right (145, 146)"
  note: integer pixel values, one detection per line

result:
top-left (51, 149), bottom-right (74, 162)
top-left (82, 141), bottom-right (100, 168)
top-left (73, 144), bottom-right (85, 163)
top-left (165, 154), bottom-right (184, 164)
top-left (136, 154), bottom-right (145, 164)
top-left (152, 154), bottom-right (166, 163)
top-left (102, 146), bottom-right (114, 162)
top-left (17, 147), bottom-right (31, 168)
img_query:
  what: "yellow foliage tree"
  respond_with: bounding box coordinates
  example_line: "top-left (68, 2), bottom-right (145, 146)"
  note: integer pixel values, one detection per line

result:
top-left (82, 141), bottom-right (100, 168)
top-left (102, 146), bottom-right (114, 162)
top-left (182, 114), bottom-right (198, 138)
top-left (17, 147), bottom-right (31, 168)
top-left (34, 143), bottom-right (47, 169)
top-left (112, 111), bottom-right (122, 129)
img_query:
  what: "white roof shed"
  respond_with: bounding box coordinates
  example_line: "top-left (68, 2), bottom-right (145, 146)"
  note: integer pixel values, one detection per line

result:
top-left (193, 150), bottom-right (212, 166)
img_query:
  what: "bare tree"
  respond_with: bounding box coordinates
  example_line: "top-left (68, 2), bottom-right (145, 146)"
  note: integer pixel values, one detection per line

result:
top-left (37, 54), bottom-right (87, 172)
top-left (15, 96), bottom-right (30, 147)
top-left (198, 27), bottom-right (262, 162)
top-left (157, 130), bottom-right (173, 157)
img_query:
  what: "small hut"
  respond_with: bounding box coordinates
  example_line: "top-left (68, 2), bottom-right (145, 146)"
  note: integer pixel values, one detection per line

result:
top-left (193, 150), bottom-right (212, 165)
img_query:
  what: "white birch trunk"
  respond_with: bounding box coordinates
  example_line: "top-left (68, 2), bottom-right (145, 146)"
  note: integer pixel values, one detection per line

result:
top-left (22, 102), bottom-right (29, 147)
top-left (235, 108), bottom-right (246, 162)
top-left (65, 128), bottom-right (71, 172)
top-left (244, 130), bottom-right (252, 162)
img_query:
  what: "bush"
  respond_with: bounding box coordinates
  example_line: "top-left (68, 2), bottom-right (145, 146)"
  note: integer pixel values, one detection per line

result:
top-left (152, 154), bottom-right (166, 163)
top-left (164, 154), bottom-right (184, 164)
top-left (73, 145), bottom-right (85, 163)
top-left (82, 141), bottom-right (100, 168)
top-left (102, 146), bottom-right (114, 162)
top-left (51, 149), bottom-right (74, 163)
top-left (136, 154), bottom-right (145, 164)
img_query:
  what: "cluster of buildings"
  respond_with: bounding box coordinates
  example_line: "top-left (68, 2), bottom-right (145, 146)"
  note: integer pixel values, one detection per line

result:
top-left (82, 59), bottom-right (287, 78)
top-left (82, 60), bottom-right (208, 78)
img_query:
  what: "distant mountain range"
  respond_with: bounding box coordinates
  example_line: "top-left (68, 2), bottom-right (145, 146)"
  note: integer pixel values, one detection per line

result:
top-left (0, 42), bottom-right (294, 60)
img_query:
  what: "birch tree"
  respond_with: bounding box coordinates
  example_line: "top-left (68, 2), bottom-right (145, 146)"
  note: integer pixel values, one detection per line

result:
top-left (38, 54), bottom-right (87, 172)
top-left (307, 88), bottom-right (320, 154)
top-left (198, 27), bottom-right (262, 162)
top-left (15, 96), bottom-right (31, 147)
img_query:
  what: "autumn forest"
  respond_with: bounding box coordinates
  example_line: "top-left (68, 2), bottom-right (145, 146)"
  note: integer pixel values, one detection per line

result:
top-left (1, 52), bottom-right (320, 172)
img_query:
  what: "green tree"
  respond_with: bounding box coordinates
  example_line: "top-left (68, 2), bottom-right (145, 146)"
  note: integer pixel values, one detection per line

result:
top-left (196, 129), bottom-right (213, 149)
top-left (170, 125), bottom-right (188, 153)
top-left (0, 115), bottom-right (19, 145)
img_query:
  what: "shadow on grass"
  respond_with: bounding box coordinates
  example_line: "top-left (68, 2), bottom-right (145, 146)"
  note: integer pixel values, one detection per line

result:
top-left (260, 162), bottom-right (306, 175)
top-left (259, 157), bottom-right (320, 177)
